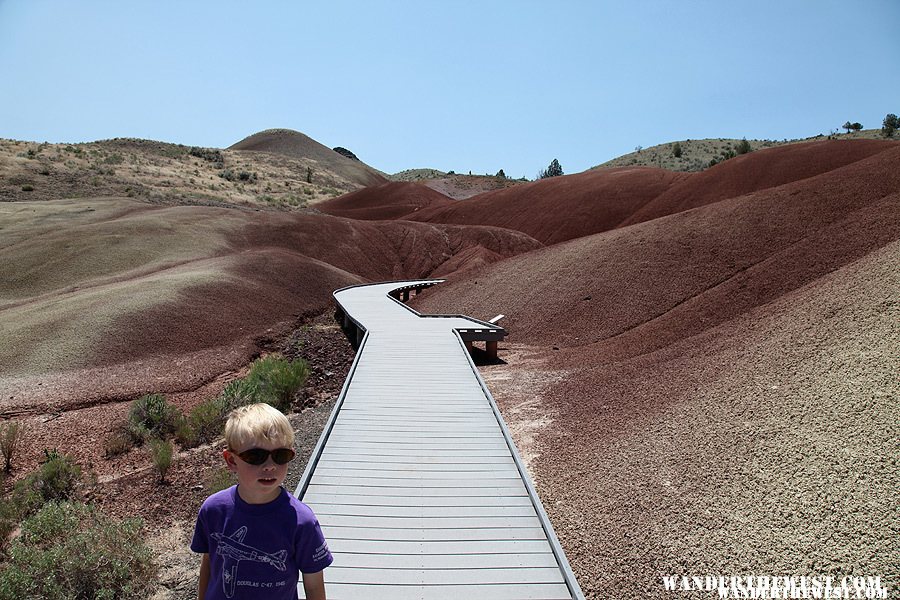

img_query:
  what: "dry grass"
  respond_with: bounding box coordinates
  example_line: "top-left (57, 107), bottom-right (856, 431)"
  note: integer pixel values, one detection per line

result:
top-left (595, 129), bottom-right (897, 172)
top-left (0, 137), bottom-right (360, 208)
top-left (390, 168), bottom-right (448, 181)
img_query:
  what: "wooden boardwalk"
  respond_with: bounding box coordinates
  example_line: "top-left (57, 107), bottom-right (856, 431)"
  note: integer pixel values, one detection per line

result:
top-left (295, 280), bottom-right (583, 599)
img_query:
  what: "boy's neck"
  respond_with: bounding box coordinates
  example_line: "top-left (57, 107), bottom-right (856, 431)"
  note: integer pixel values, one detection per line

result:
top-left (236, 484), bottom-right (282, 505)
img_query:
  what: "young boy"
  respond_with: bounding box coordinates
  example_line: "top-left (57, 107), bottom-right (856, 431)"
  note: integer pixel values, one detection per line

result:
top-left (192, 403), bottom-right (332, 600)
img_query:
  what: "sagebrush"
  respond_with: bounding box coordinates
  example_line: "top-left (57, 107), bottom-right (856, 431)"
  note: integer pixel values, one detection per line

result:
top-left (0, 501), bottom-right (156, 599)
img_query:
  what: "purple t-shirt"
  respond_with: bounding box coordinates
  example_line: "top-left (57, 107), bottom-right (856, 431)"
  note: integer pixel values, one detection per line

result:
top-left (191, 486), bottom-right (332, 600)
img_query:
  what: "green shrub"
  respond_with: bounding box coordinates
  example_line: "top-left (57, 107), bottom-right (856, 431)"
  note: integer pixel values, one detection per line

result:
top-left (20, 185), bottom-right (34, 192)
top-left (128, 394), bottom-right (183, 440)
top-left (672, 142), bottom-right (683, 158)
top-left (175, 356), bottom-right (308, 447)
top-left (188, 146), bottom-right (224, 165)
top-left (220, 378), bottom-right (259, 413)
top-left (13, 450), bottom-right (81, 511)
top-left (178, 397), bottom-right (230, 448)
top-left (244, 355), bottom-right (309, 413)
top-left (1, 450), bottom-right (83, 545)
top-left (0, 497), bottom-right (24, 552)
top-left (0, 501), bottom-right (156, 599)
top-left (0, 421), bottom-right (25, 473)
top-left (125, 421), bottom-right (151, 446)
top-left (103, 429), bottom-right (133, 457)
top-left (174, 416), bottom-right (198, 449)
top-left (150, 439), bottom-right (173, 483)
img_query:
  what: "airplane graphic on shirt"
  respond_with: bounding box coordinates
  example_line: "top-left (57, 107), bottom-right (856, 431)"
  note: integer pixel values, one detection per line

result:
top-left (211, 526), bottom-right (287, 598)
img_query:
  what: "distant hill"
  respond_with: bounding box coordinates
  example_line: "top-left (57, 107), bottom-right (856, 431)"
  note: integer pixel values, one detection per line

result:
top-left (594, 129), bottom-right (896, 172)
top-left (407, 138), bottom-right (896, 245)
top-left (407, 166), bottom-right (686, 244)
top-left (389, 169), bottom-right (527, 200)
top-left (391, 168), bottom-right (448, 181)
top-left (230, 129), bottom-right (387, 188)
top-left (317, 181), bottom-right (454, 220)
top-left (0, 136), bottom-right (370, 208)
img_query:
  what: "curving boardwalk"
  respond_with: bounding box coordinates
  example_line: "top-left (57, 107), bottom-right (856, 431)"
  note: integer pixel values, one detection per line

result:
top-left (295, 280), bottom-right (583, 599)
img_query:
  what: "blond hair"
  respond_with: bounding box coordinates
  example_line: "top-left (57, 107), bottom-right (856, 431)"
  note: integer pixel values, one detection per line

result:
top-left (224, 403), bottom-right (294, 451)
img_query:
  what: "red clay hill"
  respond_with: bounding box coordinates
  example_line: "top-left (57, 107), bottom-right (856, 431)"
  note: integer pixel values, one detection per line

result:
top-left (409, 138), bottom-right (899, 597)
top-left (316, 181), bottom-right (454, 220)
top-left (411, 141), bottom-right (900, 356)
top-left (229, 128), bottom-right (387, 188)
top-left (397, 139), bottom-right (896, 245)
top-left (1, 205), bottom-right (539, 413)
top-left (407, 167), bottom-right (688, 245)
top-left (619, 138), bottom-right (895, 226)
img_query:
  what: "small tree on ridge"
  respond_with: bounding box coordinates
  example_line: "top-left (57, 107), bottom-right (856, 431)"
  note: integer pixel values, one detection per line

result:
top-left (882, 113), bottom-right (899, 137)
top-left (538, 158), bottom-right (563, 179)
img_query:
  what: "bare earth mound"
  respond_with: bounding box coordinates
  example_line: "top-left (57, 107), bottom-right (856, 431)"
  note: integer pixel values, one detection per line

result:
top-left (409, 167), bottom-right (689, 245)
top-left (411, 142), bottom-right (900, 597)
top-left (0, 200), bottom-right (540, 413)
top-left (413, 145), bottom-right (900, 356)
top-left (422, 174), bottom-right (527, 200)
top-left (622, 138), bottom-right (896, 226)
top-left (229, 128), bottom-right (387, 188)
top-left (315, 181), bottom-right (454, 220)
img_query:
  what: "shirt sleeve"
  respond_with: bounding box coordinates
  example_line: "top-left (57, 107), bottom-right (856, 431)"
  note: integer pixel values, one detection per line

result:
top-left (296, 511), bottom-right (333, 574)
top-left (190, 507), bottom-right (210, 554)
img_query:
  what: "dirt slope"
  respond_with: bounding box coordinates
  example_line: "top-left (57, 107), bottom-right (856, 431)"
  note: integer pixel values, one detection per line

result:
top-left (408, 140), bottom-right (895, 247)
top-left (0, 199), bottom-right (540, 413)
top-left (315, 181), bottom-right (454, 220)
top-left (534, 241), bottom-right (899, 598)
top-left (230, 129), bottom-right (387, 188)
top-left (411, 145), bottom-right (900, 356)
top-left (409, 143), bottom-right (900, 598)
top-left (408, 167), bottom-right (689, 245)
top-left (621, 138), bottom-right (896, 226)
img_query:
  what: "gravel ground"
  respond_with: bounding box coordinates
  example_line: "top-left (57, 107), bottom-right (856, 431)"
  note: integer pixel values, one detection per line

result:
top-left (489, 243), bottom-right (900, 599)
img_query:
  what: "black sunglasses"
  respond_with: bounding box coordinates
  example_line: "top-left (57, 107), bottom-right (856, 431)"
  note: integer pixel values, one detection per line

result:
top-left (234, 447), bottom-right (295, 466)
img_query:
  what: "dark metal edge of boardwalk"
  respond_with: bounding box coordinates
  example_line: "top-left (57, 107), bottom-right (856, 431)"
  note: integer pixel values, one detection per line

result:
top-left (448, 329), bottom-right (585, 600)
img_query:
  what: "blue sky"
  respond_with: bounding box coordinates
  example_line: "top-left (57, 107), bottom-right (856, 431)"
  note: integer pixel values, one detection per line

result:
top-left (1, 1), bottom-right (897, 179)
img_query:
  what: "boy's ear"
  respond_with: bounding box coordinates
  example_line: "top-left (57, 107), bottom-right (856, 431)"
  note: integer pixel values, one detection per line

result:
top-left (223, 449), bottom-right (238, 472)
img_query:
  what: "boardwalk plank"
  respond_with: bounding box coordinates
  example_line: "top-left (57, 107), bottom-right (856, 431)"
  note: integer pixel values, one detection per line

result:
top-left (325, 566), bottom-right (565, 584)
top-left (329, 551), bottom-right (559, 569)
top-left (312, 468), bottom-right (521, 480)
top-left (301, 582), bottom-right (572, 600)
top-left (325, 538), bottom-right (554, 555)
top-left (308, 503), bottom-right (538, 518)
top-left (303, 493), bottom-right (533, 508)
top-left (317, 514), bottom-right (542, 529)
top-left (319, 525), bottom-right (548, 541)
top-left (304, 484), bottom-right (528, 497)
